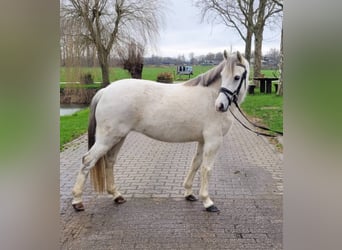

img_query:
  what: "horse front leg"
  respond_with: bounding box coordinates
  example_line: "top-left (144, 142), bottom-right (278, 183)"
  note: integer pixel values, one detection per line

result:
top-left (183, 141), bottom-right (204, 201)
top-left (200, 137), bottom-right (222, 212)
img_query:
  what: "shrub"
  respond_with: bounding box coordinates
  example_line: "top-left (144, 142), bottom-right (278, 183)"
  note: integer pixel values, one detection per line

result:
top-left (80, 72), bottom-right (94, 84)
top-left (156, 72), bottom-right (173, 83)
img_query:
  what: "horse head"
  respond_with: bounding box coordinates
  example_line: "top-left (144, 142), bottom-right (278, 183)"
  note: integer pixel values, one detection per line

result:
top-left (215, 51), bottom-right (250, 112)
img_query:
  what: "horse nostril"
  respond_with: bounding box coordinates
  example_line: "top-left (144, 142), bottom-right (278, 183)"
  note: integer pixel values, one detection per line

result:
top-left (219, 103), bottom-right (224, 111)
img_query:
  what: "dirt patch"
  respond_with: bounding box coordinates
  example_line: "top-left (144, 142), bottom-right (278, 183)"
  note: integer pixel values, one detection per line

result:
top-left (260, 106), bottom-right (281, 110)
top-left (268, 136), bottom-right (283, 153)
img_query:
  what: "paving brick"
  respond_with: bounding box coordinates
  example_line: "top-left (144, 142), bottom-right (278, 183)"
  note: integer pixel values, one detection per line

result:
top-left (60, 123), bottom-right (283, 249)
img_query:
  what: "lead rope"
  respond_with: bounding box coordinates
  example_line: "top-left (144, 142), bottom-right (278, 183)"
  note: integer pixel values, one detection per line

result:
top-left (229, 100), bottom-right (283, 137)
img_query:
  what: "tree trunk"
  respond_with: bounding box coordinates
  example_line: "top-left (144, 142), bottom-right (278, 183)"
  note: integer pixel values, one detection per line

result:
top-left (100, 61), bottom-right (110, 87)
top-left (254, 29), bottom-right (264, 79)
top-left (131, 63), bottom-right (144, 79)
top-left (97, 46), bottom-right (110, 88)
top-left (245, 29), bottom-right (253, 62)
top-left (253, 0), bottom-right (266, 85)
top-left (244, 0), bottom-right (255, 62)
top-left (277, 24), bottom-right (284, 96)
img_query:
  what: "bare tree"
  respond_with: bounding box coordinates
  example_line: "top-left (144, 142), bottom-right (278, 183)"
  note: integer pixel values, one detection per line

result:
top-left (177, 54), bottom-right (186, 64)
top-left (61, 0), bottom-right (164, 87)
top-left (277, 24), bottom-right (283, 96)
top-left (189, 52), bottom-right (195, 64)
top-left (194, 0), bottom-right (283, 78)
top-left (121, 41), bottom-right (144, 79)
top-left (194, 0), bottom-right (255, 61)
top-left (60, 13), bottom-right (85, 82)
top-left (253, 0), bottom-right (283, 79)
top-left (272, 0), bottom-right (283, 96)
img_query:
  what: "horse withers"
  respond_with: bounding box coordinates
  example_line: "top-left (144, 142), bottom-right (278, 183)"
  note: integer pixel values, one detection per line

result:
top-left (71, 51), bottom-right (250, 212)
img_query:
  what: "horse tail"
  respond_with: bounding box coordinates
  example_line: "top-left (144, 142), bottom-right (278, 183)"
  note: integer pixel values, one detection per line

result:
top-left (88, 89), bottom-right (107, 193)
top-left (88, 89), bottom-right (102, 150)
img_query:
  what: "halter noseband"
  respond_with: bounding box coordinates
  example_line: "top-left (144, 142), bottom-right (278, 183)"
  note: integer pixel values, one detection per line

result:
top-left (219, 63), bottom-right (247, 107)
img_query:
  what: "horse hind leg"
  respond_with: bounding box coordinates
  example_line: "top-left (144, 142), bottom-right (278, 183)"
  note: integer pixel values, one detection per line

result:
top-left (183, 141), bottom-right (204, 202)
top-left (104, 137), bottom-right (127, 204)
top-left (71, 141), bottom-right (118, 211)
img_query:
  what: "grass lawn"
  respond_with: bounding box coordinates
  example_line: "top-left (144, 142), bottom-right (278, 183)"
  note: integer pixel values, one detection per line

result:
top-left (60, 108), bottom-right (89, 150)
top-left (241, 87), bottom-right (283, 133)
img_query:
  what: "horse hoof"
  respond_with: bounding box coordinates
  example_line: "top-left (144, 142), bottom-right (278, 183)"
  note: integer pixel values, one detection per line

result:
top-left (205, 205), bottom-right (220, 213)
top-left (72, 202), bottom-right (85, 212)
top-left (185, 194), bottom-right (198, 202)
top-left (114, 196), bottom-right (126, 204)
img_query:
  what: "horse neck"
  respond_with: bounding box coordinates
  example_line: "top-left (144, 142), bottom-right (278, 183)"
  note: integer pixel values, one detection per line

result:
top-left (208, 77), bottom-right (222, 91)
top-left (210, 62), bottom-right (228, 90)
top-left (201, 61), bottom-right (225, 88)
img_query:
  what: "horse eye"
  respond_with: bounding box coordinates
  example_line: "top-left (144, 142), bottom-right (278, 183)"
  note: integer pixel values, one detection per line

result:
top-left (234, 75), bottom-right (240, 81)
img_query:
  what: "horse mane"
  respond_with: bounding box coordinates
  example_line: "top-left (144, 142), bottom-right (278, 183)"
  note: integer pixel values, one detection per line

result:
top-left (183, 61), bottom-right (225, 87)
top-left (183, 54), bottom-right (242, 87)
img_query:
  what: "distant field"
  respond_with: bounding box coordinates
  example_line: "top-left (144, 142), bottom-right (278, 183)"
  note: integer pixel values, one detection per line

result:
top-left (60, 67), bottom-right (131, 83)
top-left (60, 65), bottom-right (279, 83)
top-left (60, 65), bottom-right (213, 83)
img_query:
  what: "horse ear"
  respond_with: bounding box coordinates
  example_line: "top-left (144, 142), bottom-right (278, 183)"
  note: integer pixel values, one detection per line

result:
top-left (237, 51), bottom-right (242, 62)
top-left (223, 50), bottom-right (228, 60)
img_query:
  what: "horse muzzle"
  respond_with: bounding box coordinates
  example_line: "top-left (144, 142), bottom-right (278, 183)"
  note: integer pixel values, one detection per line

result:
top-left (216, 102), bottom-right (229, 112)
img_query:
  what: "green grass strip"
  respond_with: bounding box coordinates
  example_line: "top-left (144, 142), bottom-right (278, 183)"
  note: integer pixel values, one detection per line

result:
top-left (241, 89), bottom-right (283, 133)
top-left (60, 108), bottom-right (89, 150)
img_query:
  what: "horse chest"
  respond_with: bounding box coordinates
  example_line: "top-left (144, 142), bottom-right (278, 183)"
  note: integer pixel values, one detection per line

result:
top-left (220, 116), bottom-right (234, 136)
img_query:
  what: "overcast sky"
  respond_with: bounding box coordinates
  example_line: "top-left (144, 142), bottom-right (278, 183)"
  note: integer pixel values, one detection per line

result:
top-left (146, 0), bottom-right (282, 59)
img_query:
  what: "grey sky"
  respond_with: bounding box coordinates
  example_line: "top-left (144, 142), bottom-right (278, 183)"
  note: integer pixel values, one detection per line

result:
top-left (146, 0), bottom-right (281, 58)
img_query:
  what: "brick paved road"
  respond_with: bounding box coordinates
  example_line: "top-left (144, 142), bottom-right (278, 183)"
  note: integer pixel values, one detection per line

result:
top-left (60, 123), bottom-right (283, 249)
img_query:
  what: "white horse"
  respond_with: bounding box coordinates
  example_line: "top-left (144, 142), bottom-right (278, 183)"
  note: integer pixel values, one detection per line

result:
top-left (72, 51), bottom-right (250, 212)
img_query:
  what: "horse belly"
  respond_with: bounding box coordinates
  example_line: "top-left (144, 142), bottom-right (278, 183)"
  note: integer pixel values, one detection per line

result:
top-left (134, 117), bottom-right (203, 143)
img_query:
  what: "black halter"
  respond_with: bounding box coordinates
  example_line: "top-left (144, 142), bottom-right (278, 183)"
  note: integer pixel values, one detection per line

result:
top-left (219, 63), bottom-right (247, 106)
top-left (218, 63), bottom-right (283, 137)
